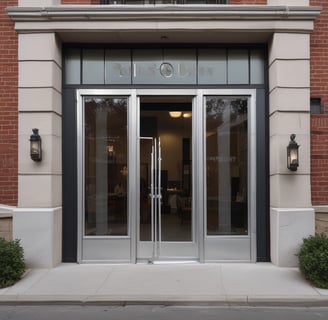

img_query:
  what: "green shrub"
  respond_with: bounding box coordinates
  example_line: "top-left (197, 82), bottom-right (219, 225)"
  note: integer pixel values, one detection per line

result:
top-left (0, 238), bottom-right (26, 288)
top-left (297, 233), bottom-right (328, 289)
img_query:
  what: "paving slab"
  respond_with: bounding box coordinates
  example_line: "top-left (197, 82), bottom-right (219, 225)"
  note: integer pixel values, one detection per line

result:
top-left (97, 264), bottom-right (224, 297)
top-left (220, 263), bottom-right (318, 297)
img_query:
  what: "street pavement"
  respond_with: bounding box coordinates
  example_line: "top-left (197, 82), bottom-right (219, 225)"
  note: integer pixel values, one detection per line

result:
top-left (0, 263), bottom-right (328, 305)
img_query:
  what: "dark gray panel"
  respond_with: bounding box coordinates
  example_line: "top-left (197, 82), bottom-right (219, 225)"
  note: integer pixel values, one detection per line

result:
top-left (256, 88), bottom-right (270, 262)
top-left (62, 88), bottom-right (78, 262)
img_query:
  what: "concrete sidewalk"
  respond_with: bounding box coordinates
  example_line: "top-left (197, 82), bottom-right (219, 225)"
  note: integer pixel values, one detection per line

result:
top-left (0, 263), bottom-right (328, 305)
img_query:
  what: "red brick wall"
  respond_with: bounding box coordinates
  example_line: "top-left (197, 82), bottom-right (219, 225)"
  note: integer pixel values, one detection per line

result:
top-left (311, 116), bottom-right (328, 204)
top-left (310, 1), bottom-right (328, 111)
top-left (0, 1), bottom-right (18, 206)
top-left (311, 1), bottom-right (328, 205)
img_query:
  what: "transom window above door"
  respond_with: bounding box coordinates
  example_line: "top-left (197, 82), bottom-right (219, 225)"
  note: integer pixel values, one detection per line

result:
top-left (64, 47), bottom-right (265, 86)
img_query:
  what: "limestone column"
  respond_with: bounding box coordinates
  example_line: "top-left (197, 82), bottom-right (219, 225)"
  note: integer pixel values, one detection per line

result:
top-left (269, 32), bottom-right (314, 267)
top-left (18, 0), bottom-right (60, 5)
top-left (13, 31), bottom-right (62, 268)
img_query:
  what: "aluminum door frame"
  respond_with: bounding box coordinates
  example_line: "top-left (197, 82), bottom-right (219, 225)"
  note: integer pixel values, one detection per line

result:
top-left (76, 89), bottom-right (256, 263)
top-left (77, 89), bottom-right (137, 263)
top-left (200, 89), bottom-right (257, 263)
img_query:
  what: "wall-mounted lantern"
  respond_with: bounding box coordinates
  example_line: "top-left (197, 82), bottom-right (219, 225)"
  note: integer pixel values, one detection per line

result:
top-left (287, 134), bottom-right (299, 171)
top-left (30, 128), bottom-right (42, 162)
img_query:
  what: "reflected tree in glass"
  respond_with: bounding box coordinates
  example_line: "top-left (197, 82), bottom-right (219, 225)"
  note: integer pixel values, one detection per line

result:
top-left (206, 97), bottom-right (248, 236)
top-left (84, 97), bottom-right (128, 236)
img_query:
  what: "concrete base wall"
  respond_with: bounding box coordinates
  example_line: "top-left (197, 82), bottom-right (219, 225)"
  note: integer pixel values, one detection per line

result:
top-left (13, 207), bottom-right (62, 268)
top-left (270, 208), bottom-right (315, 267)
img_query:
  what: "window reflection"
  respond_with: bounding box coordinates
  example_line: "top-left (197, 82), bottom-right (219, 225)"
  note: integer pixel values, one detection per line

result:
top-left (84, 97), bottom-right (128, 236)
top-left (206, 97), bottom-right (248, 235)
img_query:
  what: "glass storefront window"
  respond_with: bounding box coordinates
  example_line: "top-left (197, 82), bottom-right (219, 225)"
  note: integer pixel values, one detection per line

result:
top-left (82, 49), bottom-right (105, 84)
top-left (227, 49), bottom-right (249, 84)
top-left (198, 49), bottom-right (226, 84)
top-left (84, 97), bottom-right (128, 236)
top-left (206, 96), bottom-right (248, 235)
top-left (250, 49), bottom-right (265, 85)
top-left (105, 49), bottom-right (131, 84)
top-left (64, 48), bottom-right (81, 85)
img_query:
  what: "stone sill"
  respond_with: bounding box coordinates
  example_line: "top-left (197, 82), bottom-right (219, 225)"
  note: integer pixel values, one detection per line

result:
top-left (0, 214), bottom-right (12, 219)
top-left (313, 205), bottom-right (328, 214)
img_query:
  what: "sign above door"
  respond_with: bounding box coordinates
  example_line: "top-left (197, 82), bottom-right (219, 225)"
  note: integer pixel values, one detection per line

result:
top-left (64, 47), bottom-right (265, 86)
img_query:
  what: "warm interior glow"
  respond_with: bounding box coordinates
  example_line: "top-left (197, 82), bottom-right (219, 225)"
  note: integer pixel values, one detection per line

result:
top-left (169, 111), bottom-right (182, 118)
top-left (107, 145), bottom-right (114, 153)
top-left (183, 112), bottom-right (192, 118)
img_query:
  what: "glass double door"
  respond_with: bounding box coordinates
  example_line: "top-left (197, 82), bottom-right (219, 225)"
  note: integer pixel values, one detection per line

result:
top-left (78, 89), bottom-right (255, 263)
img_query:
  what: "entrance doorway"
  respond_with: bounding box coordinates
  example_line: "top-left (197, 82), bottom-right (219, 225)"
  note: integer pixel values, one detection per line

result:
top-left (77, 89), bottom-right (256, 263)
top-left (138, 97), bottom-right (197, 262)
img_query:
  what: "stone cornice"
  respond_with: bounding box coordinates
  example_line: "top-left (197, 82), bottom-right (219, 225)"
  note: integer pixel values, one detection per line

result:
top-left (7, 5), bottom-right (321, 22)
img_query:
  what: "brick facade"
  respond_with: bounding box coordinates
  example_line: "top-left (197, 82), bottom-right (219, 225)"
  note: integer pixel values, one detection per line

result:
top-left (0, 1), bottom-right (326, 210)
top-left (0, 1), bottom-right (18, 206)
top-left (310, 1), bottom-right (328, 205)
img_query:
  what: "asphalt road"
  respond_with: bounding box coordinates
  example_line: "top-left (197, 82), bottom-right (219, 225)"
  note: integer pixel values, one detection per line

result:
top-left (0, 305), bottom-right (328, 320)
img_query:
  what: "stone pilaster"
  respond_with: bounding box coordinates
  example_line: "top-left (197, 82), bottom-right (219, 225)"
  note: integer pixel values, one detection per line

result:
top-left (269, 33), bottom-right (314, 267)
top-left (18, 0), bottom-right (60, 6)
top-left (267, 0), bottom-right (309, 5)
top-left (13, 33), bottom-right (62, 268)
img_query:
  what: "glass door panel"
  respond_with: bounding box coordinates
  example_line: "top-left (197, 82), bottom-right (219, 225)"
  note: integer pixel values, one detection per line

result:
top-left (204, 93), bottom-right (255, 262)
top-left (79, 92), bottom-right (131, 263)
top-left (138, 97), bottom-right (196, 261)
top-left (206, 96), bottom-right (248, 236)
top-left (84, 97), bottom-right (128, 236)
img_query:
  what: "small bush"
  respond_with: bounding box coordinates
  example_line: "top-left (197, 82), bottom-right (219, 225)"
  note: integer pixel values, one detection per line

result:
top-left (297, 233), bottom-right (328, 289)
top-left (0, 238), bottom-right (26, 288)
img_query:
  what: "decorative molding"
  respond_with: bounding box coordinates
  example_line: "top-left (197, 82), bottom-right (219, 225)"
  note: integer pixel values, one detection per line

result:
top-left (7, 5), bottom-right (321, 22)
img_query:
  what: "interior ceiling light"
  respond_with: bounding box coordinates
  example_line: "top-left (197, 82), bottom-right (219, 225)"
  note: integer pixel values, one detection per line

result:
top-left (183, 112), bottom-right (192, 118)
top-left (169, 111), bottom-right (182, 118)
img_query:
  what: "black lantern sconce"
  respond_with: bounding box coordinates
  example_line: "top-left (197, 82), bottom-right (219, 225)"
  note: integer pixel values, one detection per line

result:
top-left (287, 134), bottom-right (299, 171)
top-left (30, 128), bottom-right (42, 162)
